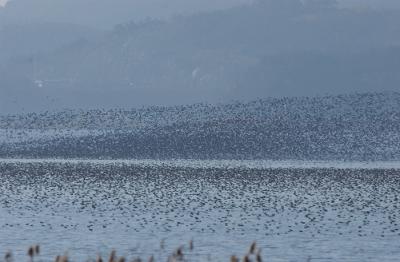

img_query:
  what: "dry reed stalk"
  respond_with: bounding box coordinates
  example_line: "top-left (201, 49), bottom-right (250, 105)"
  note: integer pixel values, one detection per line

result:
top-left (109, 250), bottom-right (116, 262)
top-left (256, 249), bottom-right (262, 262)
top-left (189, 240), bottom-right (193, 251)
top-left (19, 241), bottom-right (262, 262)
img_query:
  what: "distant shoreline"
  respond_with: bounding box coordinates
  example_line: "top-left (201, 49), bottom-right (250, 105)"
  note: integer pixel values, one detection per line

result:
top-left (1, 158), bottom-right (400, 170)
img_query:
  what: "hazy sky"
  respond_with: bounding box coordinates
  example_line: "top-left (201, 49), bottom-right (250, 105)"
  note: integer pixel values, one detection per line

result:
top-left (1, 0), bottom-right (400, 9)
top-left (0, 0), bottom-right (252, 28)
top-left (340, 0), bottom-right (400, 9)
top-left (0, 0), bottom-right (251, 10)
top-left (0, 0), bottom-right (8, 7)
top-left (1, 1), bottom-right (400, 25)
top-left (2, 0), bottom-right (400, 30)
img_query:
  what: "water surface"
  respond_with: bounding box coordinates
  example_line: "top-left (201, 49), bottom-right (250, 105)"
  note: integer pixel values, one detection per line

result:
top-left (0, 161), bottom-right (399, 261)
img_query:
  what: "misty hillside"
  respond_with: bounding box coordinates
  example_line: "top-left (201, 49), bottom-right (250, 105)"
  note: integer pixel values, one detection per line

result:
top-left (239, 48), bottom-right (400, 98)
top-left (1, 92), bottom-right (400, 160)
top-left (0, 23), bottom-right (102, 62)
top-left (1, 0), bottom-right (400, 112)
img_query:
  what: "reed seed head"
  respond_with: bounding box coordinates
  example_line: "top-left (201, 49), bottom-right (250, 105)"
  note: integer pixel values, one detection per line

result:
top-left (34, 245), bottom-right (40, 255)
top-left (176, 247), bottom-right (182, 256)
top-left (230, 255), bottom-right (239, 262)
top-left (249, 242), bottom-right (257, 254)
top-left (5, 251), bottom-right (12, 262)
top-left (28, 246), bottom-right (34, 258)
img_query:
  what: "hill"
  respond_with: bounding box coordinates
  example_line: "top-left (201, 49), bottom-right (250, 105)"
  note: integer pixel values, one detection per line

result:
top-left (1, 0), bottom-right (400, 112)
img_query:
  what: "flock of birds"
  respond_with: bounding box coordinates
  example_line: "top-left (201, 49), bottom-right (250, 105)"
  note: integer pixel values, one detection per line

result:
top-left (0, 162), bottom-right (399, 261)
top-left (1, 92), bottom-right (400, 160)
